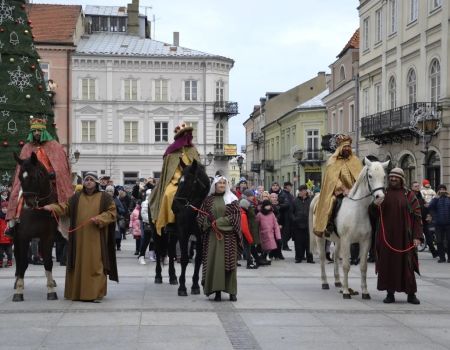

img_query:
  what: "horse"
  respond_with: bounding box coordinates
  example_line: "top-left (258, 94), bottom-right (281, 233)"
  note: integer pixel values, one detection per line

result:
top-left (152, 159), bottom-right (211, 296)
top-left (12, 152), bottom-right (59, 302)
top-left (309, 158), bottom-right (389, 299)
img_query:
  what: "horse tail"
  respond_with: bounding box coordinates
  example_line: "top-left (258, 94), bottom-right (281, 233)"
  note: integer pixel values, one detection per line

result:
top-left (309, 194), bottom-right (319, 254)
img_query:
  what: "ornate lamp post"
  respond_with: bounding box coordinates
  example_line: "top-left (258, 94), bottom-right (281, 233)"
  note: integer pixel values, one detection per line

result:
top-left (237, 155), bottom-right (244, 178)
top-left (293, 149), bottom-right (304, 192)
top-left (69, 149), bottom-right (80, 164)
top-left (204, 152), bottom-right (214, 166)
top-left (410, 104), bottom-right (442, 156)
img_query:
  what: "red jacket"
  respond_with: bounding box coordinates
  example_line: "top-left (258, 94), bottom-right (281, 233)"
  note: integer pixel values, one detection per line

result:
top-left (240, 208), bottom-right (254, 244)
top-left (0, 218), bottom-right (12, 244)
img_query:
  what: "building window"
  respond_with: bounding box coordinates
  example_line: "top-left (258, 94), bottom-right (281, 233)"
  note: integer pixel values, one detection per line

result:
top-left (123, 171), bottom-right (139, 186)
top-left (124, 121), bottom-right (138, 143)
top-left (81, 121), bottom-right (96, 142)
top-left (286, 128), bottom-right (290, 154)
top-left (186, 121), bottom-right (198, 143)
top-left (363, 17), bottom-right (370, 51)
top-left (39, 62), bottom-right (50, 84)
top-left (216, 123), bottom-right (224, 145)
top-left (363, 88), bottom-right (369, 116)
top-left (155, 121), bottom-right (168, 142)
top-left (216, 81), bottom-right (224, 101)
top-left (338, 108), bottom-right (344, 133)
top-left (124, 79), bottom-right (138, 101)
top-left (430, 59), bottom-right (441, 103)
top-left (400, 154), bottom-right (415, 187)
top-left (155, 79), bottom-right (168, 101)
top-left (430, 0), bottom-right (442, 11)
top-left (81, 78), bottom-right (95, 100)
top-left (331, 111), bottom-right (336, 133)
top-left (388, 76), bottom-right (396, 109)
top-left (375, 8), bottom-right (383, 43)
top-left (280, 130), bottom-right (285, 156)
top-left (407, 69), bottom-right (417, 104)
top-left (388, 0), bottom-right (397, 34)
top-left (184, 80), bottom-right (198, 101)
top-left (339, 66), bottom-right (345, 82)
top-left (409, 0), bottom-right (418, 23)
top-left (349, 104), bottom-right (355, 132)
top-left (306, 130), bottom-right (319, 160)
top-left (375, 83), bottom-right (382, 112)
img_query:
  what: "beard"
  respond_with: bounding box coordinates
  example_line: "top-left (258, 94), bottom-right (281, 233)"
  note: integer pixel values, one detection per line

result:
top-left (341, 150), bottom-right (351, 158)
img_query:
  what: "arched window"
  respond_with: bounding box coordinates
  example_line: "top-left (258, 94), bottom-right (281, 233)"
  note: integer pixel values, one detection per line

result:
top-left (339, 65), bottom-right (346, 81)
top-left (430, 59), bottom-right (441, 103)
top-left (407, 69), bottom-right (417, 104)
top-left (388, 76), bottom-right (396, 109)
top-left (400, 154), bottom-right (415, 187)
top-left (216, 123), bottom-right (224, 145)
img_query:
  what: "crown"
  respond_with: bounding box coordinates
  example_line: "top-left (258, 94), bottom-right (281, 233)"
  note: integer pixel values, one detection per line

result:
top-left (336, 134), bottom-right (352, 146)
top-left (173, 122), bottom-right (193, 140)
top-left (29, 116), bottom-right (47, 130)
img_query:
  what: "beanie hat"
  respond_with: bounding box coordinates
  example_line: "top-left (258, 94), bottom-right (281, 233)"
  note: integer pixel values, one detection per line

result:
top-left (239, 198), bottom-right (250, 210)
top-left (389, 167), bottom-right (405, 183)
top-left (105, 185), bottom-right (115, 192)
top-left (83, 172), bottom-right (99, 183)
top-left (261, 199), bottom-right (271, 208)
top-left (422, 179), bottom-right (430, 186)
top-left (243, 189), bottom-right (254, 197)
top-left (437, 184), bottom-right (447, 191)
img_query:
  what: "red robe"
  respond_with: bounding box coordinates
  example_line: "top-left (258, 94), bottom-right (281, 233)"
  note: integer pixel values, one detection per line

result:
top-left (376, 188), bottom-right (422, 294)
top-left (6, 141), bottom-right (73, 220)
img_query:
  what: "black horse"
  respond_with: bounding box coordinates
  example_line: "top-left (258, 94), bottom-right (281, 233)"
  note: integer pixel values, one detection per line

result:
top-left (12, 152), bottom-right (58, 301)
top-left (153, 159), bottom-right (210, 296)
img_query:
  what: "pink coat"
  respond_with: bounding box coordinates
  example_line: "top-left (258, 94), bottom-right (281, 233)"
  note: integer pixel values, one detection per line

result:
top-left (256, 211), bottom-right (281, 251)
top-left (129, 206), bottom-right (142, 237)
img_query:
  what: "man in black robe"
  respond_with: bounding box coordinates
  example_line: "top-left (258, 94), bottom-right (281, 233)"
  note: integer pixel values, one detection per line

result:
top-left (376, 168), bottom-right (422, 304)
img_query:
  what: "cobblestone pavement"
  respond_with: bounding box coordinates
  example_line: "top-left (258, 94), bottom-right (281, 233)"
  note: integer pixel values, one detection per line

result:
top-left (0, 237), bottom-right (449, 350)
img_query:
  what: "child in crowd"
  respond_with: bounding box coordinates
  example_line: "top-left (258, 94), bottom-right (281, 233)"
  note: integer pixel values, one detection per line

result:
top-left (256, 200), bottom-right (281, 260)
top-left (130, 200), bottom-right (142, 255)
top-left (0, 202), bottom-right (13, 267)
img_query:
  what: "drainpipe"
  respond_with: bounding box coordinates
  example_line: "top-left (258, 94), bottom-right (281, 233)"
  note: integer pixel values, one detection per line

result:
top-left (67, 49), bottom-right (71, 154)
top-left (202, 60), bottom-right (207, 170)
top-left (355, 73), bottom-right (360, 157)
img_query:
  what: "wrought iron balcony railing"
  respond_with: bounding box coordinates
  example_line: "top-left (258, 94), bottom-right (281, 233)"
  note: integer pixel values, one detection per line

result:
top-left (213, 101), bottom-right (239, 117)
top-left (250, 162), bottom-right (261, 173)
top-left (251, 132), bottom-right (263, 143)
top-left (361, 102), bottom-right (442, 145)
top-left (262, 159), bottom-right (274, 172)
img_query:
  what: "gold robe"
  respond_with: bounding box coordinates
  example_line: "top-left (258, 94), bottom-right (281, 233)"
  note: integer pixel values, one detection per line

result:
top-left (313, 146), bottom-right (363, 234)
top-left (50, 191), bottom-right (117, 301)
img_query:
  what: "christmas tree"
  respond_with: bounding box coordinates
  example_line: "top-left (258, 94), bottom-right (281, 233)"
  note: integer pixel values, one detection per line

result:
top-left (0, 0), bottom-right (55, 185)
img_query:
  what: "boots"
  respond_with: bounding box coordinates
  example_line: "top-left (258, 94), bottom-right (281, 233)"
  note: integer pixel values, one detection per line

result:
top-left (383, 292), bottom-right (395, 304)
top-left (407, 294), bottom-right (420, 305)
top-left (214, 291), bottom-right (221, 301)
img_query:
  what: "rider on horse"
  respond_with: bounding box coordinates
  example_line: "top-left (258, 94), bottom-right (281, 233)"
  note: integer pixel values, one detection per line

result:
top-left (149, 122), bottom-right (200, 236)
top-left (313, 135), bottom-right (363, 238)
top-left (6, 117), bottom-right (73, 238)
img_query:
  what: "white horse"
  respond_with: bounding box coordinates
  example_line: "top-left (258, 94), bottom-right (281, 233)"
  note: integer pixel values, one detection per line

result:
top-left (309, 158), bottom-right (389, 299)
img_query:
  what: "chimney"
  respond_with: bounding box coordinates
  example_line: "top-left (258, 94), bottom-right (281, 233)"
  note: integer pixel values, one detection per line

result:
top-left (127, 0), bottom-right (139, 36)
top-left (173, 32), bottom-right (180, 46)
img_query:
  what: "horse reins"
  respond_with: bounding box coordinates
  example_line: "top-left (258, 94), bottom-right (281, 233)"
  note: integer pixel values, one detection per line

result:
top-left (34, 207), bottom-right (99, 234)
top-left (186, 203), bottom-right (224, 241)
top-left (378, 205), bottom-right (416, 253)
top-left (347, 169), bottom-right (385, 201)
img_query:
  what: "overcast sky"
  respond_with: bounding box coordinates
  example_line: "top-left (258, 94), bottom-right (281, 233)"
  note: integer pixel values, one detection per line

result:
top-left (33, 0), bottom-right (360, 149)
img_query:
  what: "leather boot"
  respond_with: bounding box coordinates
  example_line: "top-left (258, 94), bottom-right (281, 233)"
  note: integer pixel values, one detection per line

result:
top-left (407, 294), bottom-right (420, 305)
top-left (383, 292), bottom-right (395, 303)
top-left (214, 291), bottom-right (221, 301)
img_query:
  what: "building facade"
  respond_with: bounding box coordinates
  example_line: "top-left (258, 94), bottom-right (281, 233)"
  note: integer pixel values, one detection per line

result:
top-left (71, 3), bottom-right (237, 185)
top-left (358, 0), bottom-right (448, 189)
top-left (323, 29), bottom-right (360, 149)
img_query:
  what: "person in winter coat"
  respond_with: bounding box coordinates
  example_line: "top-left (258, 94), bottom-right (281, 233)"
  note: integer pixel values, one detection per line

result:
top-left (292, 185), bottom-right (314, 263)
top-left (105, 186), bottom-right (126, 251)
top-left (240, 198), bottom-right (257, 269)
top-left (129, 201), bottom-right (142, 255)
top-left (428, 184), bottom-right (450, 263)
top-left (0, 201), bottom-right (13, 268)
top-left (138, 189), bottom-right (156, 264)
top-left (256, 200), bottom-right (281, 257)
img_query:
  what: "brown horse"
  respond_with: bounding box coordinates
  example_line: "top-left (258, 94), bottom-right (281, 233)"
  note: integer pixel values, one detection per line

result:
top-left (12, 152), bottom-right (58, 301)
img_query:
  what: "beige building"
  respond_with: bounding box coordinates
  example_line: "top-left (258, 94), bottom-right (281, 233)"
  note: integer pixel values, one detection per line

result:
top-left (358, 0), bottom-right (447, 188)
top-left (27, 4), bottom-right (84, 151)
top-left (323, 29), bottom-right (360, 148)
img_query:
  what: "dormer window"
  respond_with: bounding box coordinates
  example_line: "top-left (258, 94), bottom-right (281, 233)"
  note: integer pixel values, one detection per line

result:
top-left (339, 65), bottom-right (346, 82)
top-left (90, 16), bottom-right (127, 33)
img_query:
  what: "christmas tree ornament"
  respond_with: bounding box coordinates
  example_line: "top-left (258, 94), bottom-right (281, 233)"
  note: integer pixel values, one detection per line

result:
top-left (9, 57), bottom-right (14, 63)
top-left (18, 140), bottom-right (24, 147)
top-left (25, 94), bottom-right (30, 99)
top-left (9, 31), bottom-right (19, 45)
top-left (0, 95), bottom-right (7, 103)
top-left (0, 0), bottom-right (15, 25)
top-left (7, 119), bottom-right (18, 134)
top-left (38, 84), bottom-right (43, 91)
top-left (30, 64), bottom-right (35, 70)
top-left (2, 172), bottom-right (11, 183)
top-left (1, 110), bottom-right (10, 117)
top-left (8, 66), bottom-right (32, 92)
top-left (2, 140), bottom-right (8, 147)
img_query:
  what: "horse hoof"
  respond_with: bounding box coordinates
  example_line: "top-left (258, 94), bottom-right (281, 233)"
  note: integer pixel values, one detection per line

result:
top-left (191, 287), bottom-right (200, 295)
top-left (343, 293), bottom-right (351, 299)
top-left (12, 294), bottom-right (24, 302)
top-left (349, 288), bottom-right (359, 296)
top-left (335, 282), bottom-right (342, 288)
top-left (154, 277), bottom-right (163, 284)
top-left (322, 283), bottom-right (330, 290)
top-left (47, 292), bottom-right (58, 300)
top-left (178, 289), bottom-right (188, 297)
top-left (362, 293), bottom-right (371, 300)
top-left (170, 279), bottom-right (178, 285)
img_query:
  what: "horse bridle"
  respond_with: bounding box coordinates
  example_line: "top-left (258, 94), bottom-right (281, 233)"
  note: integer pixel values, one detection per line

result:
top-left (22, 186), bottom-right (54, 208)
top-left (174, 175), bottom-right (209, 207)
top-left (347, 169), bottom-right (385, 202)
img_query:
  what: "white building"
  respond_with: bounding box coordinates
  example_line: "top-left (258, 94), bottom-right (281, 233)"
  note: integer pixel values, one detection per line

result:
top-left (358, 0), bottom-right (448, 188)
top-left (71, 3), bottom-right (237, 185)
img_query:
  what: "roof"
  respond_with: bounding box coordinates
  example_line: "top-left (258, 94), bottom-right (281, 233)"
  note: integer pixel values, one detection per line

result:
top-left (26, 4), bottom-right (82, 44)
top-left (75, 33), bottom-right (233, 61)
top-left (85, 5), bottom-right (144, 17)
top-left (337, 29), bottom-right (359, 58)
top-left (297, 89), bottom-right (329, 108)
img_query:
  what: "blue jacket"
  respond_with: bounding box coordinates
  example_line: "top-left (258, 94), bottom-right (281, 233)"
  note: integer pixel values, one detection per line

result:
top-left (428, 195), bottom-right (450, 226)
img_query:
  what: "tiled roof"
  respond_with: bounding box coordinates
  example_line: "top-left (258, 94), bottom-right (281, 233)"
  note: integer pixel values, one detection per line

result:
top-left (298, 89), bottom-right (329, 108)
top-left (75, 33), bottom-right (233, 61)
top-left (26, 4), bottom-right (82, 44)
top-left (337, 28), bottom-right (359, 58)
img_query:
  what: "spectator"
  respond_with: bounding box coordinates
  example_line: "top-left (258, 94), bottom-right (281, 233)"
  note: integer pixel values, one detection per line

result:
top-left (105, 185), bottom-right (126, 251)
top-left (292, 185), bottom-right (314, 263)
top-left (129, 200), bottom-right (143, 256)
top-left (428, 184), bottom-right (450, 263)
top-left (420, 179), bottom-right (436, 204)
top-left (0, 201), bottom-right (13, 268)
top-left (256, 200), bottom-right (281, 260)
top-left (138, 189), bottom-right (156, 264)
top-left (279, 181), bottom-right (295, 251)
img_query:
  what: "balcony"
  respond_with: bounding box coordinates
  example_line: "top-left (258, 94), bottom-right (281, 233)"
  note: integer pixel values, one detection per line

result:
top-left (213, 101), bottom-right (239, 119)
top-left (298, 149), bottom-right (325, 166)
top-left (263, 159), bottom-right (274, 172)
top-left (250, 162), bottom-right (261, 173)
top-left (361, 102), bottom-right (442, 145)
top-left (214, 143), bottom-right (237, 161)
top-left (251, 131), bottom-right (263, 144)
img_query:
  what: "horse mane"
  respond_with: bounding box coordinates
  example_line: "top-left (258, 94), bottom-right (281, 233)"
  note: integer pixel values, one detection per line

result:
top-left (348, 165), bottom-right (368, 198)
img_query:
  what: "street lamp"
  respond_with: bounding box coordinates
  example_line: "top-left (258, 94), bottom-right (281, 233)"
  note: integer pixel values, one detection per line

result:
top-left (204, 152), bottom-right (214, 166)
top-left (237, 155), bottom-right (244, 178)
top-left (69, 149), bottom-right (80, 164)
top-left (409, 104), bottom-right (442, 156)
top-left (293, 149), bottom-right (304, 192)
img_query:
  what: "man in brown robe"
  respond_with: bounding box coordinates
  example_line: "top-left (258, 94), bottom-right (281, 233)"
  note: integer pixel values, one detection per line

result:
top-left (376, 167), bottom-right (422, 304)
top-left (44, 172), bottom-right (118, 302)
